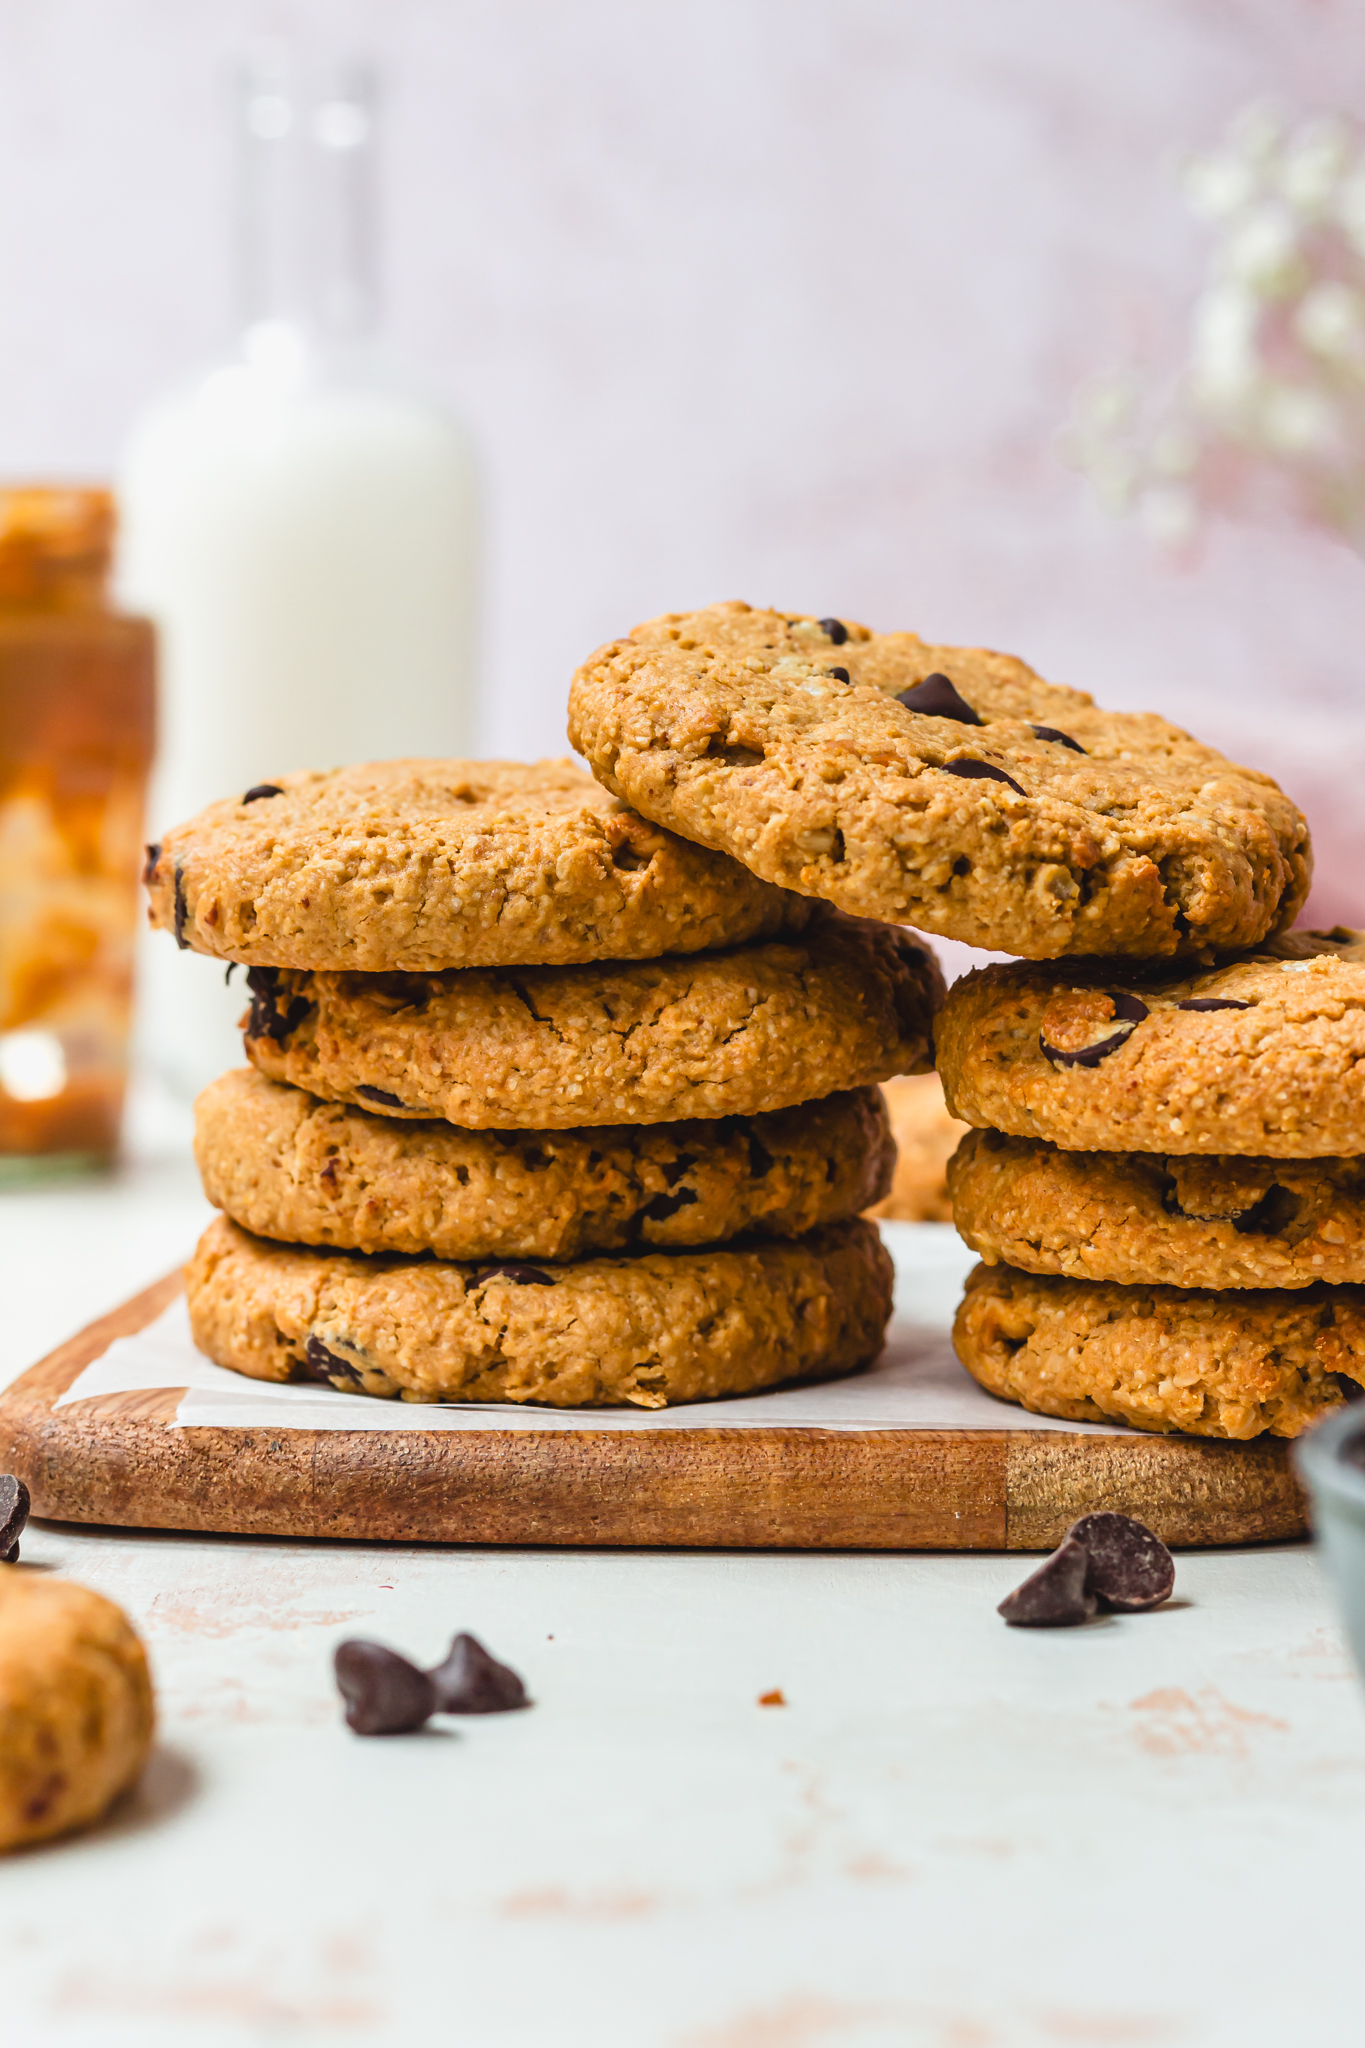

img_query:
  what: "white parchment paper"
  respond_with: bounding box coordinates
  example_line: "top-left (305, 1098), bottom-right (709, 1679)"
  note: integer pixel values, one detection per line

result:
top-left (53, 1223), bottom-right (1130, 1435)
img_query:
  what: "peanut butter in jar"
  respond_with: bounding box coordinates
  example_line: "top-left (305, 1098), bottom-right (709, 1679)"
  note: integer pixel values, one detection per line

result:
top-left (0, 488), bottom-right (154, 1174)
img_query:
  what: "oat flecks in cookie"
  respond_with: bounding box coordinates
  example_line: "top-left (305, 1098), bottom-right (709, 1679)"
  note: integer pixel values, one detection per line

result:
top-left (566, 600), bottom-right (1311, 959)
top-left (937, 925), bottom-right (1365, 1159)
top-left (195, 1069), bottom-right (896, 1260)
top-left (954, 1261), bottom-right (1365, 1439)
top-left (949, 1127), bottom-right (1365, 1290)
top-left (241, 912), bottom-right (942, 1131)
top-left (185, 1213), bottom-right (895, 1409)
top-left (145, 756), bottom-right (814, 972)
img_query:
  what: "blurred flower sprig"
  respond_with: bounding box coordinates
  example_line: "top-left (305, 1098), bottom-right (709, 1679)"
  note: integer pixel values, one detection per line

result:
top-left (1069, 104), bottom-right (1365, 552)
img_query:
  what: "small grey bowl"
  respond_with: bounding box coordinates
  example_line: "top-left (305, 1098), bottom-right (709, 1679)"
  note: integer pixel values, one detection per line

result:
top-left (1294, 1406), bottom-right (1365, 1679)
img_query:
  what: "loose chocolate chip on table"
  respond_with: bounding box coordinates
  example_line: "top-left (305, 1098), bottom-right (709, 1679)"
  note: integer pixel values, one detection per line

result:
top-left (1066, 1513), bottom-right (1174, 1612)
top-left (141, 843), bottom-right (161, 886)
top-left (242, 783), bottom-right (284, 804)
top-left (896, 672), bottom-right (983, 725)
top-left (827, 666), bottom-right (850, 684)
top-left (818, 617), bottom-right (849, 644)
top-left (1177, 998), bottom-right (1251, 1012)
top-left (1029, 724), bottom-right (1087, 754)
top-left (941, 758), bottom-right (1026, 796)
top-left (355, 1084), bottom-right (409, 1109)
top-left (428, 1632), bottom-right (530, 1714)
top-left (0, 1475), bottom-right (30, 1564)
top-left (335, 1640), bottom-right (437, 1735)
top-left (998, 1536), bottom-right (1097, 1627)
top-left (474, 1262), bottom-right (555, 1286)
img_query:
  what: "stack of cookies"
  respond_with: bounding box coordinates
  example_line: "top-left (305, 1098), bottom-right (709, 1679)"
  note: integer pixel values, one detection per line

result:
top-left (565, 600), bottom-right (1330, 1442)
top-left (940, 929), bottom-right (1365, 1437)
top-left (145, 760), bottom-right (940, 1408)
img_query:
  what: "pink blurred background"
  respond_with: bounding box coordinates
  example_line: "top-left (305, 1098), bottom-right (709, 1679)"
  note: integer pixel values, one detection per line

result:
top-left (2, 0), bottom-right (1362, 925)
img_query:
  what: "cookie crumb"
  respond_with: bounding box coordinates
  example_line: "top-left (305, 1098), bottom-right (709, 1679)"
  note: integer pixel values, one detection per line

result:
top-left (757, 1687), bottom-right (786, 1707)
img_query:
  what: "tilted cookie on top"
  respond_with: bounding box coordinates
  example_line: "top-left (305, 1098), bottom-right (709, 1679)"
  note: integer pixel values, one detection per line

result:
top-left (144, 757), bottom-right (813, 972)
top-left (568, 601), bottom-right (1311, 959)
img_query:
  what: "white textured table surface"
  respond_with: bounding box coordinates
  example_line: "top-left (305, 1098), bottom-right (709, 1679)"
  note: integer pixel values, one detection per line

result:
top-left (2, 1148), bottom-right (1363, 2048)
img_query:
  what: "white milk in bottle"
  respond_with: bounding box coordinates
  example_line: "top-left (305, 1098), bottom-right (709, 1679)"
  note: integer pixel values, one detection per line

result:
top-left (119, 52), bottom-right (478, 1098)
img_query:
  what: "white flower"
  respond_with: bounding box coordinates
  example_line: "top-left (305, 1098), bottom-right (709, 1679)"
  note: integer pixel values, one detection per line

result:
top-left (1190, 284), bottom-right (1262, 406)
top-left (1222, 204), bottom-right (1307, 295)
top-left (1255, 382), bottom-right (1337, 454)
top-left (1280, 116), bottom-right (1351, 212)
top-left (1296, 281), bottom-right (1365, 363)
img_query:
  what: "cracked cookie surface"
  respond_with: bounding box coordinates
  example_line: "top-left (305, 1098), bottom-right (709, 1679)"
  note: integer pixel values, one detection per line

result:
top-left (950, 1126), bottom-right (1365, 1289)
top-left (186, 1213), bottom-right (895, 1408)
top-left (0, 1573), bottom-right (155, 1852)
top-left (938, 926), bottom-right (1365, 1157)
top-left (197, 1067), bottom-right (895, 1260)
top-left (954, 1260), bottom-right (1365, 1438)
top-left (145, 756), bottom-right (812, 971)
top-left (240, 912), bottom-right (942, 1129)
top-left (567, 601), bottom-right (1310, 958)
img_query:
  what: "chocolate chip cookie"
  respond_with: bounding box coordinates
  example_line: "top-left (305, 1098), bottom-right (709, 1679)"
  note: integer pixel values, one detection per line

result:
top-left (186, 1213), bottom-right (894, 1408)
top-left (240, 912), bottom-right (941, 1129)
top-left (145, 757), bottom-right (813, 971)
top-left (567, 602), bottom-right (1310, 959)
top-left (197, 1067), bottom-right (895, 1260)
top-left (954, 1261), bottom-right (1365, 1438)
top-left (950, 1127), bottom-right (1365, 1289)
top-left (0, 1572), bottom-right (155, 1851)
top-left (937, 927), bottom-right (1365, 1157)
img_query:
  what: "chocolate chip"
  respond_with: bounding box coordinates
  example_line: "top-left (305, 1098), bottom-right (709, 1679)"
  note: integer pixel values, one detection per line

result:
top-left (427, 1632), bottom-right (529, 1714)
top-left (641, 1186), bottom-right (699, 1223)
top-left (224, 964), bottom-right (238, 986)
top-left (0, 1475), bottom-right (30, 1564)
top-left (818, 617), bottom-right (848, 645)
top-left (747, 1131), bottom-right (775, 1179)
top-left (1177, 998), bottom-right (1250, 1012)
top-left (334, 1640), bottom-right (436, 1735)
top-left (304, 1334), bottom-right (363, 1385)
top-left (474, 1262), bottom-right (555, 1286)
top-left (356, 1085), bottom-right (408, 1109)
top-left (828, 666), bottom-right (850, 684)
top-left (173, 868), bottom-right (189, 950)
top-left (242, 783), bottom-right (284, 804)
top-left (245, 966), bottom-right (311, 1045)
top-left (997, 1536), bottom-right (1097, 1627)
top-left (896, 672), bottom-right (982, 725)
top-left (1040, 990), bottom-right (1149, 1069)
top-left (1066, 1513), bottom-right (1174, 1613)
top-left (141, 843), bottom-right (161, 886)
top-left (941, 758), bottom-right (1026, 796)
top-left (1030, 724), bottom-right (1087, 754)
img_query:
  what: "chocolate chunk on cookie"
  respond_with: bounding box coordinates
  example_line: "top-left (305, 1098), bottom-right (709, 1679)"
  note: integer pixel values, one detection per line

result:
top-left (567, 601), bottom-right (1310, 959)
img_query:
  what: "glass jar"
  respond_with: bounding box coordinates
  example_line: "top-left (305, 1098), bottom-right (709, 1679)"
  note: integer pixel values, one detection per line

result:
top-left (0, 488), bottom-right (154, 1175)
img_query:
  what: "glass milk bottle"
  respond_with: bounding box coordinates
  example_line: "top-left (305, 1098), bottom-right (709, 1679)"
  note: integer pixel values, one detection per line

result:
top-left (118, 52), bottom-right (478, 1100)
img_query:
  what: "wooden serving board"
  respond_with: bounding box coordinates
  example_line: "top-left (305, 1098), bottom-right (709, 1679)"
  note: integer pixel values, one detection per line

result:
top-left (0, 1273), bottom-right (1308, 1551)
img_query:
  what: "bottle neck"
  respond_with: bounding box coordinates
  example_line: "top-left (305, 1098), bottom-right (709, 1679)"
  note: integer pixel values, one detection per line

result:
top-left (235, 50), bottom-right (379, 354)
